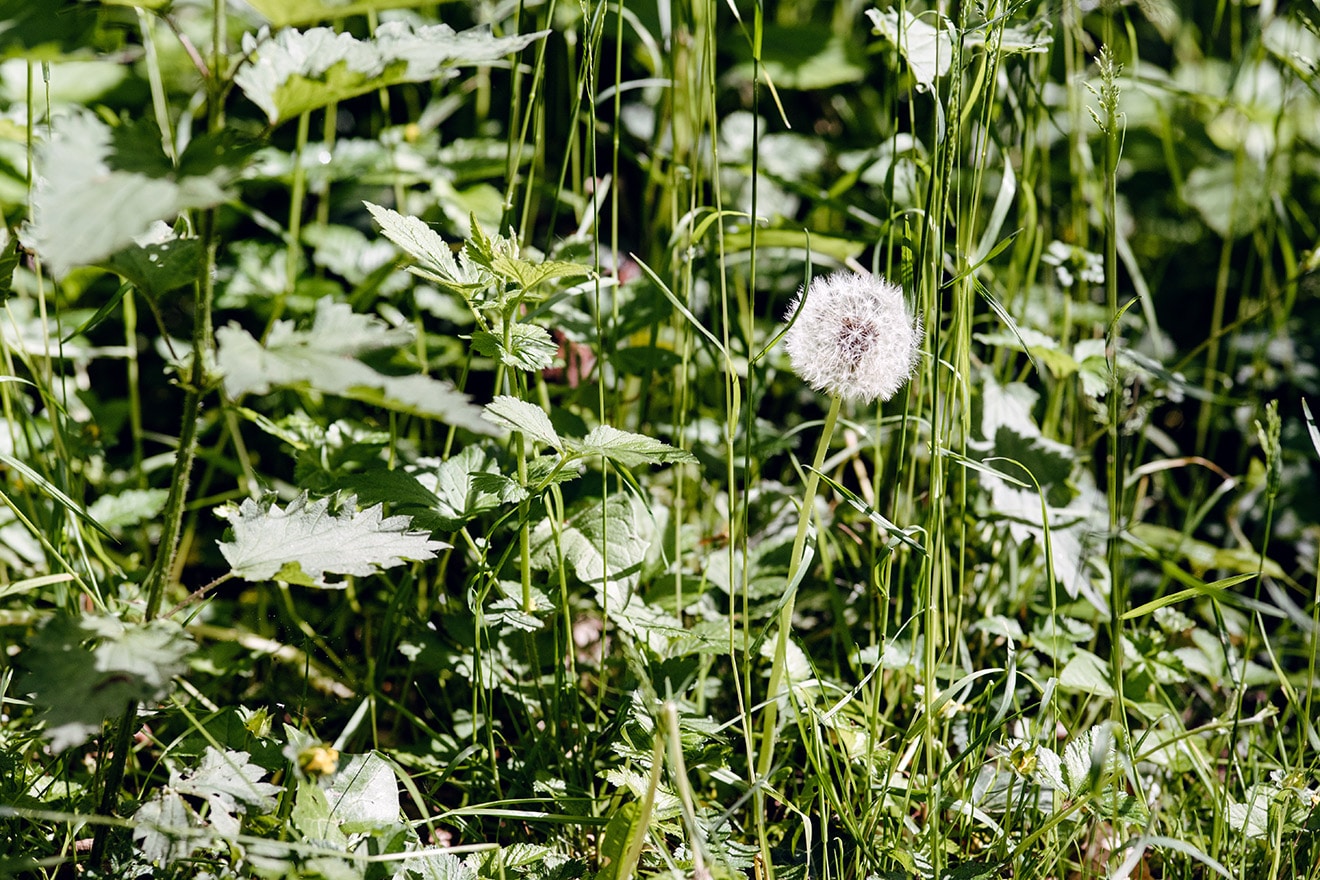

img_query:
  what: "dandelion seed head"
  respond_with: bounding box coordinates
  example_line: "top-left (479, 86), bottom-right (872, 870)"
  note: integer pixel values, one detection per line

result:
top-left (782, 271), bottom-right (920, 403)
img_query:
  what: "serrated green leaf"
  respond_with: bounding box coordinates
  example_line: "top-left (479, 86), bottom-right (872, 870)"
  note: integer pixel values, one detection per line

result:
top-left (132, 791), bottom-right (197, 864)
top-left (530, 494), bottom-right (681, 652)
top-left (324, 753), bottom-right (399, 826)
top-left (364, 200), bottom-right (491, 296)
top-left (216, 299), bottom-right (493, 433)
top-left (21, 614), bottom-right (194, 753)
top-left (866, 7), bottom-right (955, 89)
top-left (235, 22), bottom-right (550, 125)
top-left (423, 445), bottom-right (504, 528)
top-left (86, 488), bottom-right (170, 531)
top-left (470, 322), bottom-right (558, 371)
top-left (571, 424), bottom-right (697, 468)
top-left (218, 493), bottom-right (447, 587)
top-left (24, 113), bottom-right (232, 277)
top-left (97, 222), bottom-right (204, 298)
top-left (240, 0), bottom-right (436, 28)
top-left (490, 256), bottom-right (592, 292)
top-left (482, 396), bottom-right (561, 449)
top-left (174, 748), bottom-right (281, 838)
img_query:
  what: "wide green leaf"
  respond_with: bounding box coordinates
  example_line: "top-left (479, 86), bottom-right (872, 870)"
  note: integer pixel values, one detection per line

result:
top-left (235, 22), bottom-right (550, 125)
top-left (216, 299), bottom-right (493, 433)
top-left (470, 322), bottom-right (559, 371)
top-left (482, 396), bottom-right (561, 450)
top-left (25, 113), bottom-right (231, 278)
top-left (364, 200), bottom-right (491, 297)
top-left (570, 424), bottom-right (697, 468)
top-left (21, 613), bottom-right (194, 753)
top-left (218, 493), bottom-right (447, 587)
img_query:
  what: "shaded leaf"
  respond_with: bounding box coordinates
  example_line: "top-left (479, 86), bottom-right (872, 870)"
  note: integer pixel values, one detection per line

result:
top-left (87, 488), bottom-right (170, 531)
top-left (21, 614), bottom-right (193, 753)
top-left (98, 221), bottom-right (204, 298)
top-left (0, 0), bottom-right (103, 60)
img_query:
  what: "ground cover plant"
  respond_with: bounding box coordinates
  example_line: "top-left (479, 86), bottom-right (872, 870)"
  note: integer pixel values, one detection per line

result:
top-left (1, 0), bottom-right (1319, 877)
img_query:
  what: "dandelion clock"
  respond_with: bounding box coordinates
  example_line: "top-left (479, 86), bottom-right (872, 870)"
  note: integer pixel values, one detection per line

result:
top-left (783, 271), bottom-right (920, 404)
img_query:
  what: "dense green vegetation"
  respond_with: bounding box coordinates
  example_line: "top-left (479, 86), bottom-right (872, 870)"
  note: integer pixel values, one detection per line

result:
top-left (1, 1), bottom-right (1318, 878)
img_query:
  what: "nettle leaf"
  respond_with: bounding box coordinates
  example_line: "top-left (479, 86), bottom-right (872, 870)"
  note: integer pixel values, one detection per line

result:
top-left (98, 221), bottom-right (204, 299)
top-left (324, 753), bottom-right (400, 828)
top-left (470, 322), bottom-right (558, 371)
top-left (218, 493), bottom-right (448, 587)
top-left (21, 614), bottom-right (194, 753)
top-left (419, 446), bottom-right (504, 529)
top-left (483, 396), bottom-right (561, 449)
top-left (490, 255), bottom-right (592, 293)
top-left (531, 493), bottom-right (683, 653)
top-left (24, 112), bottom-right (231, 278)
top-left (243, 0), bottom-right (437, 28)
top-left (570, 425), bottom-right (697, 468)
top-left (87, 487), bottom-right (170, 531)
top-left (174, 747), bottom-right (282, 838)
top-left (364, 201), bottom-right (491, 297)
top-left (866, 7), bottom-right (954, 90)
top-left (216, 299), bottom-right (493, 433)
top-left (235, 22), bottom-right (551, 125)
top-left (133, 790), bottom-right (197, 864)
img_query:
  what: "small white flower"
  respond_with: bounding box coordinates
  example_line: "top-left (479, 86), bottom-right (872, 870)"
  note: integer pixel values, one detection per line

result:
top-left (782, 271), bottom-right (920, 403)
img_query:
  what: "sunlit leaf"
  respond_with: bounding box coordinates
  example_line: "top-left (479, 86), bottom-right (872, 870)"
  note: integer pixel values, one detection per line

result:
top-left (324, 752), bottom-right (399, 826)
top-left (24, 112), bottom-right (231, 278)
top-left (470, 322), bottom-right (558, 371)
top-left (174, 747), bottom-right (282, 838)
top-left (218, 493), bottom-right (447, 587)
top-left (482, 396), bottom-right (561, 449)
top-left (570, 424), bottom-right (697, 468)
top-left (866, 7), bottom-right (954, 90)
top-left (235, 22), bottom-right (550, 125)
top-left (364, 200), bottom-right (491, 297)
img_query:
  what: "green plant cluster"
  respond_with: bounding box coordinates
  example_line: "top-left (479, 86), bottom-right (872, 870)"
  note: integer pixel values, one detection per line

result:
top-left (1, 1), bottom-right (1318, 879)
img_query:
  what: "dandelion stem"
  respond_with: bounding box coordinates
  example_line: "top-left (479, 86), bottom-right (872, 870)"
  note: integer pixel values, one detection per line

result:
top-left (755, 392), bottom-right (843, 823)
